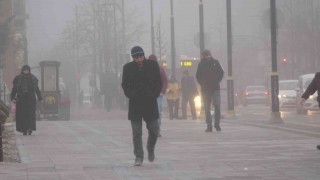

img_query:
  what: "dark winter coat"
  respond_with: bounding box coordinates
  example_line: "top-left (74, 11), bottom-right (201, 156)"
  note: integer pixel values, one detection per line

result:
top-left (11, 73), bottom-right (42, 133)
top-left (121, 59), bottom-right (162, 121)
top-left (196, 57), bottom-right (224, 94)
top-left (159, 67), bottom-right (168, 94)
top-left (302, 72), bottom-right (320, 107)
top-left (181, 75), bottom-right (198, 98)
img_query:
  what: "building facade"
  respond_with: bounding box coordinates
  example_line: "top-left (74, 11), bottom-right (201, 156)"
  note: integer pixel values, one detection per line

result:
top-left (0, 0), bottom-right (27, 91)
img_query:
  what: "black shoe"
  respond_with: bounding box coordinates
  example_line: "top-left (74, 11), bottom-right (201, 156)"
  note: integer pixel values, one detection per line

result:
top-left (134, 158), bottom-right (143, 166)
top-left (215, 126), bottom-right (221, 132)
top-left (317, 145), bottom-right (320, 151)
top-left (23, 132), bottom-right (27, 136)
top-left (205, 127), bottom-right (212, 132)
top-left (28, 130), bottom-right (32, 135)
top-left (147, 147), bottom-right (155, 162)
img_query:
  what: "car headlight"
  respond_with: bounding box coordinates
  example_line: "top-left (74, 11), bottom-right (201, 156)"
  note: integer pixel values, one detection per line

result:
top-left (278, 94), bottom-right (287, 99)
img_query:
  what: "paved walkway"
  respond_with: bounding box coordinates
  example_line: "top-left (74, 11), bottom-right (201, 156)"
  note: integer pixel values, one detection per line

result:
top-left (1, 118), bottom-right (320, 180)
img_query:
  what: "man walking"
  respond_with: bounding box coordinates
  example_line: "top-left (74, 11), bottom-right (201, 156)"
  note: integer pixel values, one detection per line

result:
top-left (122, 46), bottom-right (162, 166)
top-left (181, 70), bottom-right (198, 120)
top-left (148, 54), bottom-right (168, 137)
top-left (300, 72), bottom-right (320, 150)
top-left (196, 50), bottom-right (224, 132)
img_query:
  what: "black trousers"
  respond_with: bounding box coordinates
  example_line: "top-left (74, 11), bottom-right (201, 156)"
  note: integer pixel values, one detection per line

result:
top-left (181, 96), bottom-right (197, 119)
top-left (167, 99), bottom-right (179, 119)
top-left (130, 119), bottom-right (159, 159)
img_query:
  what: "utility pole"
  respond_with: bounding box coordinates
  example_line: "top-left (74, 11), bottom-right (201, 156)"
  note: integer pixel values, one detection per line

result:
top-left (113, 0), bottom-right (118, 75)
top-left (270, 0), bottom-right (283, 123)
top-left (150, 0), bottom-right (155, 54)
top-left (75, 6), bottom-right (81, 105)
top-left (199, 0), bottom-right (205, 54)
top-left (122, 0), bottom-right (126, 54)
top-left (158, 22), bottom-right (162, 61)
top-left (310, 0), bottom-right (316, 72)
top-left (170, 0), bottom-right (176, 75)
top-left (226, 0), bottom-right (235, 117)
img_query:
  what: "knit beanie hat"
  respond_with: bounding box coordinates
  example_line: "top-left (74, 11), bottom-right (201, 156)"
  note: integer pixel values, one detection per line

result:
top-left (131, 46), bottom-right (144, 58)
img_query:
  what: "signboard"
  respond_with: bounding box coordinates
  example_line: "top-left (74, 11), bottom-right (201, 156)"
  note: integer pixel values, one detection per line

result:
top-left (180, 60), bottom-right (194, 67)
top-left (43, 66), bottom-right (57, 91)
top-left (39, 61), bottom-right (61, 116)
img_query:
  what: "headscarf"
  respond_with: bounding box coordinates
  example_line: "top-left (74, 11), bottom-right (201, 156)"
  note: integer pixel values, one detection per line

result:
top-left (21, 65), bottom-right (31, 74)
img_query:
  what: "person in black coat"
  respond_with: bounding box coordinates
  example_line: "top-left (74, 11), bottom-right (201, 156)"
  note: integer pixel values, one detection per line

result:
top-left (181, 70), bottom-right (198, 120)
top-left (11, 65), bottom-right (42, 135)
top-left (300, 72), bottom-right (320, 150)
top-left (121, 46), bottom-right (162, 166)
top-left (196, 49), bottom-right (224, 132)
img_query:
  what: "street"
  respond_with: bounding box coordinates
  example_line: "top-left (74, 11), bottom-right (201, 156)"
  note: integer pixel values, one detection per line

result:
top-left (234, 105), bottom-right (320, 138)
top-left (0, 106), bottom-right (320, 180)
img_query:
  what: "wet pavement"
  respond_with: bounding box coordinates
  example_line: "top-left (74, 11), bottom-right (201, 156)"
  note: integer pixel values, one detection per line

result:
top-left (1, 106), bottom-right (320, 179)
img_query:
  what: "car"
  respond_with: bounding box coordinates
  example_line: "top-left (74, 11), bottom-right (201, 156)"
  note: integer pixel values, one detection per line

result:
top-left (243, 85), bottom-right (269, 106)
top-left (278, 80), bottom-right (298, 108)
top-left (295, 73), bottom-right (318, 114)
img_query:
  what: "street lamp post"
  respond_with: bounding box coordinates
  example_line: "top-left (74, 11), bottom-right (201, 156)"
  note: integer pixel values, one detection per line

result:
top-left (199, 0), bottom-right (205, 54)
top-left (113, 0), bottom-right (119, 75)
top-left (122, 0), bottom-right (126, 54)
top-left (170, 0), bottom-right (176, 75)
top-left (226, 0), bottom-right (235, 117)
top-left (270, 0), bottom-right (283, 123)
top-left (150, 0), bottom-right (155, 54)
top-left (75, 6), bottom-right (81, 105)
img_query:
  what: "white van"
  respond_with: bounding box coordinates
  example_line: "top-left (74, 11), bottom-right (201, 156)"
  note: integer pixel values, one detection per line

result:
top-left (295, 73), bottom-right (318, 114)
top-left (279, 80), bottom-right (298, 108)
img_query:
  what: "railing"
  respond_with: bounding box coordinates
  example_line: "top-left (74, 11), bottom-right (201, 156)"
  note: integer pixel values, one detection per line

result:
top-left (0, 83), bottom-right (6, 162)
top-left (0, 121), bottom-right (2, 162)
top-left (0, 83), bottom-right (9, 105)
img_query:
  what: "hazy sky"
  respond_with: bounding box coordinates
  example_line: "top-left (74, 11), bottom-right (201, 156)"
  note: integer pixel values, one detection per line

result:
top-left (26, 0), bottom-right (269, 65)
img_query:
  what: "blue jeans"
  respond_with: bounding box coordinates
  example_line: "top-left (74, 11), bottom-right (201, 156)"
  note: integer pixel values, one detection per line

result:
top-left (157, 95), bottom-right (163, 129)
top-left (202, 90), bottom-right (221, 129)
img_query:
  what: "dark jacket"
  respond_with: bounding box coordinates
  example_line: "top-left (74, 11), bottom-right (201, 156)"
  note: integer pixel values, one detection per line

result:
top-left (181, 75), bottom-right (198, 98)
top-left (159, 67), bottom-right (168, 94)
top-left (11, 73), bottom-right (42, 133)
top-left (302, 72), bottom-right (320, 107)
top-left (121, 59), bottom-right (162, 121)
top-left (196, 57), bottom-right (224, 93)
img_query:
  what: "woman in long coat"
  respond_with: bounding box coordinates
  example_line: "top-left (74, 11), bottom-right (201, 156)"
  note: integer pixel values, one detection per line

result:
top-left (11, 65), bottom-right (42, 135)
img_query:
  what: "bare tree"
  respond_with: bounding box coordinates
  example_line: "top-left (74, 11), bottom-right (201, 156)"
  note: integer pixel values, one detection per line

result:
top-left (154, 19), bottom-right (167, 61)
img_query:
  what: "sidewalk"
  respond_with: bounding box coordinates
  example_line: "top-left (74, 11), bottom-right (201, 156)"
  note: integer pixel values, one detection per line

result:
top-left (1, 117), bottom-right (320, 179)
